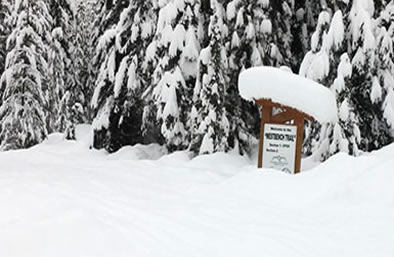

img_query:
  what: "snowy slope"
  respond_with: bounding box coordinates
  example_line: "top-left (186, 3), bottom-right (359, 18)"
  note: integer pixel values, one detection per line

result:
top-left (0, 125), bottom-right (393, 257)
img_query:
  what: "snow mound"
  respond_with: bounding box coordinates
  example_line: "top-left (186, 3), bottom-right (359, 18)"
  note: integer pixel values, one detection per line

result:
top-left (41, 125), bottom-right (92, 147)
top-left (107, 144), bottom-right (166, 161)
top-left (75, 124), bottom-right (92, 142)
top-left (42, 133), bottom-right (65, 145)
top-left (239, 66), bottom-right (338, 123)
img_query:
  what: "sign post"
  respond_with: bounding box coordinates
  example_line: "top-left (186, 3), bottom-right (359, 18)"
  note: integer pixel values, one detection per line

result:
top-left (238, 66), bottom-right (337, 174)
top-left (255, 98), bottom-right (314, 174)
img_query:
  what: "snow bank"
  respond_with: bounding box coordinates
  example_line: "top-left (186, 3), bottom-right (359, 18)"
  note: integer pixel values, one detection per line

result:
top-left (107, 144), bottom-right (166, 161)
top-left (239, 66), bottom-right (338, 123)
top-left (0, 130), bottom-right (393, 257)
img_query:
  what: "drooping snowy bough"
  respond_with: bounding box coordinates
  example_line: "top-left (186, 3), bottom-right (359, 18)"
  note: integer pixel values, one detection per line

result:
top-left (239, 66), bottom-right (337, 123)
top-left (238, 66), bottom-right (338, 173)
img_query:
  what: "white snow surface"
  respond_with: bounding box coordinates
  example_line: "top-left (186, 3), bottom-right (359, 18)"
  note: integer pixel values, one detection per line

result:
top-left (239, 66), bottom-right (338, 123)
top-left (1, 125), bottom-right (394, 257)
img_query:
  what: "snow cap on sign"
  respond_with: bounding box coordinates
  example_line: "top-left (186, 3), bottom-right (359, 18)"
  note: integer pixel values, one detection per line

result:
top-left (238, 66), bottom-right (338, 123)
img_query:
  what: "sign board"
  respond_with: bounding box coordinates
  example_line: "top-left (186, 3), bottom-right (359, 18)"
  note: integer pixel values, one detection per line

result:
top-left (262, 123), bottom-right (297, 174)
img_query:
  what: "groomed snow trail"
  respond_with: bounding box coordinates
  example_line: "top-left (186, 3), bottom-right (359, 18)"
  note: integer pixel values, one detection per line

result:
top-left (0, 126), bottom-right (393, 257)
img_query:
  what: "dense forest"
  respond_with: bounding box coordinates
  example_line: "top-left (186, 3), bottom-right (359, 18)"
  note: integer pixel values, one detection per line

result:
top-left (0, 0), bottom-right (393, 161)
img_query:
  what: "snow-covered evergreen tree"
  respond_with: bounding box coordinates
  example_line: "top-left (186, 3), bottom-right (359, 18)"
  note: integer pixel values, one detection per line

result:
top-left (86, 0), bottom-right (108, 120)
top-left (269, 0), bottom-right (295, 67)
top-left (47, 0), bottom-right (75, 133)
top-left (60, 1), bottom-right (96, 140)
top-left (90, 0), bottom-right (131, 150)
top-left (377, 1), bottom-right (394, 140)
top-left (75, 0), bottom-right (100, 124)
top-left (157, 68), bottom-right (188, 152)
top-left (299, 10), bottom-right (331, 83)
top-left (348, 0), bottom-right (391, 151)
top-left (61, 23), bottom-right (86, 140)
top-left (291, 0), bottom-right (322, 71)
top-left (49, 26), bottom-right (67, 132)
top-left (190, 1), bottom-right (229, 154)
top-left (0, 0), bottom-right (12, 78)
top-left (0, 0), bottom-right (51, 150)
top-left (300, 9), bottom-right (336, 156)
top-left (300, 7), bottom-right (364, 159)
top-left (142, 0), bottom-right (202, 152)
top-left (101, 0), bottom-right (157, 151)
top-left (316, 53), bottom-right (361, 160)
top-left (301, 0), bottom-right (394, 159)
top-left (224, 0), bottom-right (268, 154)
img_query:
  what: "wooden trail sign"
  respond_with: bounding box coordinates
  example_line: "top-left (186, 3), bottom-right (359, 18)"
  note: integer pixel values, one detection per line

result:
top-left (256, 98), bottom-right (314, 174)
top-left (238, 66), bottom-right (338, 174)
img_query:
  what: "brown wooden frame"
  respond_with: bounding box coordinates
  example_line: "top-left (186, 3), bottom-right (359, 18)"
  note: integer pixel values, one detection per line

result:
top-left (255, 98), bottom-right (314, 174)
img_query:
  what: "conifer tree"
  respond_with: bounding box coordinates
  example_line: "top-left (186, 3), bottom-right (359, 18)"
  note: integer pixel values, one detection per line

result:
top-left (190, 1), bottom-right (229, 154)
top-left (377, 2), bottom-right (394, 142)
top-left (302, 1), bottom-right (394, 159)
top-left (299, 10), bottom-right (331, 83)
top-left (348, 0), bottom-right (390, 151)
top-left (86, 0), bottom-right (107, 118)
top-left (300, 7), bottom-right (364, 159)
top-left (316, 53), bottom-right (360, 160)
top-left (90, 0), bottom-right (130, 150)
top-left (269, 0), bottom-right (295, 67)
top-left (105, 0), bottom-right (157, 151)
top-left (143, 0), bottom-right (202, 152)
top-left (0, 0), bottom-right (12, 78)
top-left (62, 1), bottom-right (97, 140)
top-left (61, 21), bottom-right (86, 140)
top-left (49, 26), bottom-right (68, 132)
top-left (47, 0), bottom-right (75, 133)
top-left (291, 0), bottom-right (321, 71)
top-left (76, 1), bottom-right (96, 123)
top-left (300, 10), bottom-right (336, 156)
top-left (158, 68), bottom-right (188, 152)
top-left (224, 0), bottom-right (269, 154)
top-left (0, 0), bottom-right (51, 150)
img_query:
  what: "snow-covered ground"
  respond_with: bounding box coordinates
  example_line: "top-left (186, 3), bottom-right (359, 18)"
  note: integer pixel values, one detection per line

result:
top-left (0, 125), bottom-right (393, 257)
